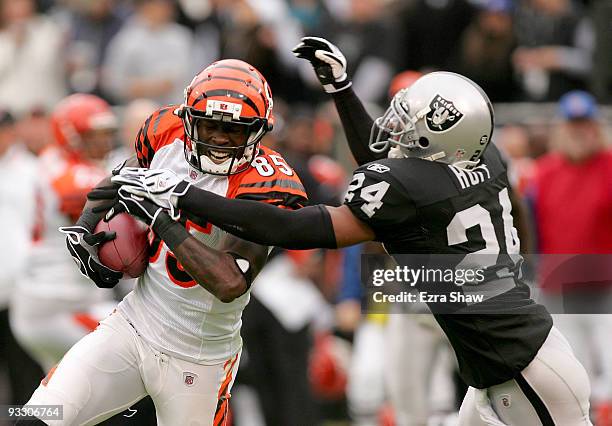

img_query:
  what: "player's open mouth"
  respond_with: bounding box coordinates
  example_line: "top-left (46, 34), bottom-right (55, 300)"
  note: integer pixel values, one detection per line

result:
top-left (208, 150), bottom-right (231, 163)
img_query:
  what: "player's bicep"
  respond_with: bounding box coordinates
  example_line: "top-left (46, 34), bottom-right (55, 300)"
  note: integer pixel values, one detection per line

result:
top-left (326, 205), bottom-right (375, 247)
top-left (219, 234), bottom-right (270, 281)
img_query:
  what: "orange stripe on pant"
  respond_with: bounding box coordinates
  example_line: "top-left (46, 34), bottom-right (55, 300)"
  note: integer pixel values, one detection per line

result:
top-left (73, 312), bottom-right (100, 332)
top-left (41, 364), bottom-right (58, 387)
top-left (213, 353), bottom-right (239, 426)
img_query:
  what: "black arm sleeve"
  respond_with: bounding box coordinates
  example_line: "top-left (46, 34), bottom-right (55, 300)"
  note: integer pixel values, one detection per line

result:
top-left (332, 88), bottom-right (387, 165)
top-left (178, 187), bottom-right (337, 249)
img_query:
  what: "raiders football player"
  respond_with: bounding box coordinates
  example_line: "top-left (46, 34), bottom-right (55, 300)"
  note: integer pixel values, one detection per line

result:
top-left (99, 38), bottom-right (593, 425)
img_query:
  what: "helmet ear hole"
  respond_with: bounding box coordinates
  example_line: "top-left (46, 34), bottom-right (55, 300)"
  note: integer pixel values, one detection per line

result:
top-left (266, 115), bottom-right (274, 132)
top-left (418, 137), bottom-right (430, 148)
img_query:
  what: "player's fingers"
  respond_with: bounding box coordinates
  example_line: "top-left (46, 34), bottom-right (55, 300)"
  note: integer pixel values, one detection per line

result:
top-left (83, 231), bottom-right (116, 246)
top-left (91, 200), bottom-right (117, 214)
top-left (90, 259), bottom-right (122, 281)
top-left (314, 50), bottom-right (340, 66)
top-left (291, 41), bottom-right (305, 52)
top-left (120, 185), bottom-right (148, 198)
top-left (104, 203), bottom-right (126, 222)
top-left (292, 45), bottom-right (316, 59)
top-left (119, 167), bottom-right (147, 176)
top-left (111, 174), bottom-right (143, 186)
top-left (301, 36), bottom-right (332, 50)
top-left (88, 186), bottom-right (119, 201)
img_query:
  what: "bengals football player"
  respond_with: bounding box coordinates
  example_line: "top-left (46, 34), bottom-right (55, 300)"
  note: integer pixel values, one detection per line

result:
top-left (10, 94), bottom-right (118, 374)
top-left (22, 60), bottom-right (307, 426)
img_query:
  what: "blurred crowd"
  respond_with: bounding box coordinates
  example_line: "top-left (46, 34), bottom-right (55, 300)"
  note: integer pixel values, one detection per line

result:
top-left (1, 0), bottom-right (612, 425)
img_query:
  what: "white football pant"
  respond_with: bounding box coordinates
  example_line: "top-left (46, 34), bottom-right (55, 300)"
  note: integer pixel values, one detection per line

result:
top-left (26, 311), bottom-right (240, 426)
top-left (458, 326), bottom-right (592, 426)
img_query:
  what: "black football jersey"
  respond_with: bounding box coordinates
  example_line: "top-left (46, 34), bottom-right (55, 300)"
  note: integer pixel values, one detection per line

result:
top-left (344, 144), bottom-right (552, 388)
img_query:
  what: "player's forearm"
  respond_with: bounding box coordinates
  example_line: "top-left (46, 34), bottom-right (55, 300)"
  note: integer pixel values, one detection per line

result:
top-left (174, 238), bottom-right (246, 302)
top-left (153, 213), bottom-right (246, 302)
top-left (177, 186), bottom-right (337, 249)
top-left (332, 88), bottom-right (386, 165)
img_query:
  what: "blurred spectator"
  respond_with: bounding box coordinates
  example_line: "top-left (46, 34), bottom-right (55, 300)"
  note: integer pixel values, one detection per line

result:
top-left (396, 0), bottom-right (476, 74)
top-left (15, 107), bottom-right (53, 156)
top-left (451, 0), bottom-right (520, 101)
top-left (105, 97), bottom-right (159, 170)
top-left (527, 90), bottom-right (612, 414)
top-left (102, 0), bottom-right (191, 105)
top-left (388, 70), bottom-right (422, 99)
top-left (64, 0), bottom-right (127, 95)
top-left (203, 0), bottom-right (314, 104)
top-left (278, 108), bottom-right (343, 205)
top-left (0, 0), bottom-right (68, 116)
top-left (512, 0), bottom-right (595, 101)
top-left (0, 108), bottom-right (43, 404)
top-left (495, 124), bottom-right (535, 194)
top-left (529, 90), bottom-right (612, 288)
top-left (327, 0), bottom-right (397, 105)
top-left (240, 250), bottom-right (327, 426)
top-left (180, 1), bottom-right (220, 77)
top-left (286, 0), bottom-right (335, 34)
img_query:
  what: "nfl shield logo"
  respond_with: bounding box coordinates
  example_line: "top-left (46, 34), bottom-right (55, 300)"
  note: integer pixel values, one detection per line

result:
top-left (183, 372), bottom-right (197, 387)
top-left (500, 394), bottom-right (511, 408)
top-left (189, 169), bottom-right (198, 180)
top-left (426, 95), bottom-right (464, 133)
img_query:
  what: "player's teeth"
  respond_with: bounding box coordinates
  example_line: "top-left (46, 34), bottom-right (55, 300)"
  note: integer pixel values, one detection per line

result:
top-left (210, 151), bottom-right (230, 160)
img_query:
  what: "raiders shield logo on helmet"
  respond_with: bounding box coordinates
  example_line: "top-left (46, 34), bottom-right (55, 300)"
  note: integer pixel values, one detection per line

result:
top-left (426, 95), bottom-right (464, 132)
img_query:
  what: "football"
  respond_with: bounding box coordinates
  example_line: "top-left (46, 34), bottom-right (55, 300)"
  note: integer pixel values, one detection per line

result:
top-left (95, 213), bottom-right (150, 278)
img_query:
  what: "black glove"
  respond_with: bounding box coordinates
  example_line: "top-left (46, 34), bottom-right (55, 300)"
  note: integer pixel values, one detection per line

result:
top-left (293, 36), bottom-right (352, 93)
top-left (83, 160), bottom-right (135, 212)
top-left (58, 225), bottom-right (123, 288)
top-left (101, 187), bottom-right (167, 228)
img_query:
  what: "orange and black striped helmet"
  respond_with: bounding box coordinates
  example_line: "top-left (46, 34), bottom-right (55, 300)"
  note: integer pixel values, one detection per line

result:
top-left (51, 93), bottom-right (117, 161)
top-left (177, 59), bottom-right (274, 175)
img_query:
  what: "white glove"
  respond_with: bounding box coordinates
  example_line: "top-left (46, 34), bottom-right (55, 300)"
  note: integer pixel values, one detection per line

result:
top-left (293, 36), bottom-right (352, 93)
top-left (111, 168), bottom-right (191, 220)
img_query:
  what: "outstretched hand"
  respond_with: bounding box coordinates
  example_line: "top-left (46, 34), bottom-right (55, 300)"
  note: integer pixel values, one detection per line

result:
top-left (293, 36), bottom-right (351, 93)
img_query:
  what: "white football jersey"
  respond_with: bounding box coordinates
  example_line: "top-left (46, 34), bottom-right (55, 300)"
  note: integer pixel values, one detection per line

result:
top-left (117, 107), bottom-right (307, 364)
top-left (16, 145), bottom-right (111, 305)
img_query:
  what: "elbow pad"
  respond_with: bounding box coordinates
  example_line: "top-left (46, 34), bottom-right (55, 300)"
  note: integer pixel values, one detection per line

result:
top-left (227, 252), bottom-right (254, 290)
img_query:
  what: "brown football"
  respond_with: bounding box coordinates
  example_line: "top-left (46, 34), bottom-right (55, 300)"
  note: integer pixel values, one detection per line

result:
top-left (95, 213), bottom-right (150, 278)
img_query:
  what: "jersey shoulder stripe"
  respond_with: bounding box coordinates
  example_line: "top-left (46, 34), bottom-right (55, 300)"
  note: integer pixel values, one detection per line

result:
top-left (228, 146), bottom-right (308, 209)
top-left (135, 106), bottom-right (182, 168)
